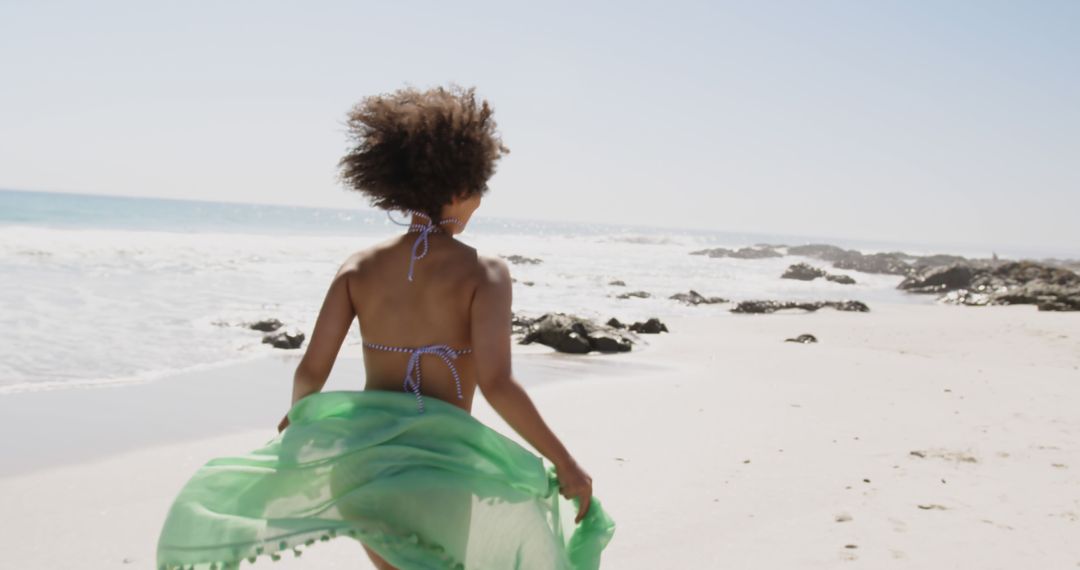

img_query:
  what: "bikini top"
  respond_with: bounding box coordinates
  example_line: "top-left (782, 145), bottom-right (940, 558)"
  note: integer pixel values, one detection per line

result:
top-left (362, 209), bottom-right (472, 413)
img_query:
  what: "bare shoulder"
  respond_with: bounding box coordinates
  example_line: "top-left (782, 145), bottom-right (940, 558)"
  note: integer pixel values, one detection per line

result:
top-left (475, 254), bottom-right (511, 284)
top-left (339, 236), bottom-right (399, 276)
top-left (337, 249), bottom-right (367, 277)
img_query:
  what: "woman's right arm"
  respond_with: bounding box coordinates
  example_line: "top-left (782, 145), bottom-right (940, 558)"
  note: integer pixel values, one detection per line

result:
top-left (470, 256), bottom-right (593, 523)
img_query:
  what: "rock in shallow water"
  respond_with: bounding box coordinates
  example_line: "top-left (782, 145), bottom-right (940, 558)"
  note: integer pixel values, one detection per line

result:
top-left (784, 334), bottom-right (818, 343)
top-left (248, 318), bottom-right (284, 332)
top-left (262, 327), bottom-right (306, 349)
top-left (825, 274), bottom-right (856, 285)
top-left (781, 263), bottom-right (856, 284)
top-left (781, 263), bottom-right (827, 281)
top-left (669, 290), bottom-right (727, 305)
top-left (690, 246), bottom-right (783, 259)
top-left (731, 300), bottom-right (870, 314)
top-left (500, 254), bottom-right (543, 265)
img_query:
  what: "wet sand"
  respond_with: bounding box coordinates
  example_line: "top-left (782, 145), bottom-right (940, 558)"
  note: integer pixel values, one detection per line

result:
top-left (1, 302), bottom-right (1078, 568)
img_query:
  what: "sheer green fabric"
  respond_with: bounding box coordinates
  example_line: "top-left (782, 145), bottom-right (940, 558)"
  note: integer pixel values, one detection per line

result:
top-left (156, 390), bottom-right (616, 569)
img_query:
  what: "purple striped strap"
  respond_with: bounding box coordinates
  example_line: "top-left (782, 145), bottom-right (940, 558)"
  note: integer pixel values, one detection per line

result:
top-left (387, 210), bottom-right (462, 282)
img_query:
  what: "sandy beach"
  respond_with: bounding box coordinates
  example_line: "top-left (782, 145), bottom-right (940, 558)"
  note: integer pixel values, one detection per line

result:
top-left (2, 301), bottom-right (1077, 568)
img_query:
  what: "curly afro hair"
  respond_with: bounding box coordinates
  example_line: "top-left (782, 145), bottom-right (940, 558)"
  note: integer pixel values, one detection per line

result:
top-left (338, 84), bottom-right (509, 221)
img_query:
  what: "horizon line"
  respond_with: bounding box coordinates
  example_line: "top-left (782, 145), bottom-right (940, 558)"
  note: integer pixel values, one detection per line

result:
top-left (2, 185), bottom-right (1075, 261)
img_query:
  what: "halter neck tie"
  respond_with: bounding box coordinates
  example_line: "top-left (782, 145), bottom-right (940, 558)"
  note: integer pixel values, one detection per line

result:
top-left (387, 210), bottom-right (461, 282)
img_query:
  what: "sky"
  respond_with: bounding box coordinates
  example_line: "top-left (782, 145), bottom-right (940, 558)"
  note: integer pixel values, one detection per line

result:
top-left (1, 1), bottom-right (1077, 253)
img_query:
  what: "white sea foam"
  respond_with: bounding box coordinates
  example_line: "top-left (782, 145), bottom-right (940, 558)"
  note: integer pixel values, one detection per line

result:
top-left (0, 220), bottom-right (935, 394)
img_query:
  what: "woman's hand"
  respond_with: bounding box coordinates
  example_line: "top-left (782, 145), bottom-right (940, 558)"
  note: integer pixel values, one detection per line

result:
top-left (555, 456), bottom-right (593, 524)
top-left (277, 413), bottom-right (290, 433)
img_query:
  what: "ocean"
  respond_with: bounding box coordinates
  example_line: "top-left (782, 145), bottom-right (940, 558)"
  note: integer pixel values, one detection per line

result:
top-left (2, 188), bottom-right (973, 394)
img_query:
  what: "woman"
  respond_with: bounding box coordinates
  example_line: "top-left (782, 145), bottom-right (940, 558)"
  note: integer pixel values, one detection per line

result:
top-left (156, 85), bottom-right (615, 570)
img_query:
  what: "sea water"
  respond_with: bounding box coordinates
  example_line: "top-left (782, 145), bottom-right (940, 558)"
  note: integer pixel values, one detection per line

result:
top-left (2, 189), bottom-right (970, 393)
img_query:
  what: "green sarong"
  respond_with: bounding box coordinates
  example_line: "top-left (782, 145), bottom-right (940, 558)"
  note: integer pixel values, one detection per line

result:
top-left (156, 389), bottom-right (615, 569)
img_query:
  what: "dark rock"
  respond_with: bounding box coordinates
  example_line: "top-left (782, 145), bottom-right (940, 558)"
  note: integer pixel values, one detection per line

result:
top-left (732, 300), bottom-right (814, 314)
top-left (669, 290), bottom-right (727, 305)
top-left (900, 260), bottom-right (1080, 311)
top-left (786, 244), bottom-right (917, 276)
top-left (831, 300), bottom-right (870, 312)
top-left (690, 246), bottom-right (783, 259)
top-left (782, 263), bottom-right (827, 281)
top-left (549, 331), bottom-right (591, 354)
top-left (996, 282), bottom-right (1080, 311)
top-left (511, 313), bottom-right (536, 336)
top-left (699, 239), bottom-right (989, 278)
top-left (786, 244), bottom-right (855, 261)
top-left (629, 318), bottom-right (669, 334)
top-left (1041, 258), bottom-right (1080, 273)
top-left (590, 333), bottom-right (633, 353)
top-left (262, 327), bottom-right (305, 349)
top-left (832, 252), bottom-right (913, 276)
top-left (520, 313), bottom-right (637, 353)
top-left (501, 254), bottom-right (543, 265)
top-left (1037, 296), bottom-right (1080, 311)
top-left (785, 334), bottom-right (818, 343)
top-left (510, 278), bottom-right (536, 286)
top-left (608, 280), bottom-right (627, 286)
top-left (616, 290), bottom-right (651, 299)
top-left (248, 318), bottom-right (284, 332)
top-left (606, 317), bottom-right (626, 329)
top-left (781, 262), bottom-right (856, 284)
top-left (914, 254), bottom-right (971, 269)
top-left (731, 300), bottom-right (870, 314)
top-left (730, 247), bottom-right (783, 259)
top-left (897, 264), bottom-right (978, 293)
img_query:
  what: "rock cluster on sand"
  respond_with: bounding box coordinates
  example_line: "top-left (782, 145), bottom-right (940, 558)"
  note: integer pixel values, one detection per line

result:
top-left (898, 261), bottom-right (1080, 311)
top-left (517, 313), bottom-right (637, 353)
top-left (514, 313), bottom-right (669, 353)
top-left (781, 262), bottom-right (856, 284)
top-left (690, 240), bottom-right (1080, 311)
top-left (731, 300), bottom-right (870, 314)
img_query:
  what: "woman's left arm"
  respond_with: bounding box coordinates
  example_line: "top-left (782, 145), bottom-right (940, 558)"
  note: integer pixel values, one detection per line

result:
top-left (278, 259), bottom-right (359, 432)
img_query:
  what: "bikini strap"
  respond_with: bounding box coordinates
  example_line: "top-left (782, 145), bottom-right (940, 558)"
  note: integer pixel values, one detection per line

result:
top-left (386, 210), bottom-right (462, 282)
top-left (362, 341), bottom-right (472, 413)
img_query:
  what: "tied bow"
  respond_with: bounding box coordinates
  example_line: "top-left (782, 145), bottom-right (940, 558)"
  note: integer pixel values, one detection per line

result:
top-left (401, 344), bottom-right (468, 413)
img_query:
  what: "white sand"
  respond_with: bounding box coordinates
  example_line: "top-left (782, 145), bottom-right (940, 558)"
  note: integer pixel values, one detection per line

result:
top-left (2, 302), bottom-right (1078, 568)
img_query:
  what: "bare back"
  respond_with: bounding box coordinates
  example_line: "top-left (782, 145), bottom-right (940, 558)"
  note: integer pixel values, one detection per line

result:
top-left (345, 232), bottom-right (483, 412)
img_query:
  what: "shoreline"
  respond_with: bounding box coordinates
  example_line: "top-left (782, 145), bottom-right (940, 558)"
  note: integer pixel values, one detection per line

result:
top-left (0, 340), bottom-right (670, 477)
top-left (3, 302), bottom-right (1079, 568)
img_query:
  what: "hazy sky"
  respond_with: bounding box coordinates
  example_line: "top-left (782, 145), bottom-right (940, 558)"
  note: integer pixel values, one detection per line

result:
top-left (1, 1), bottom-right (1077, 252)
